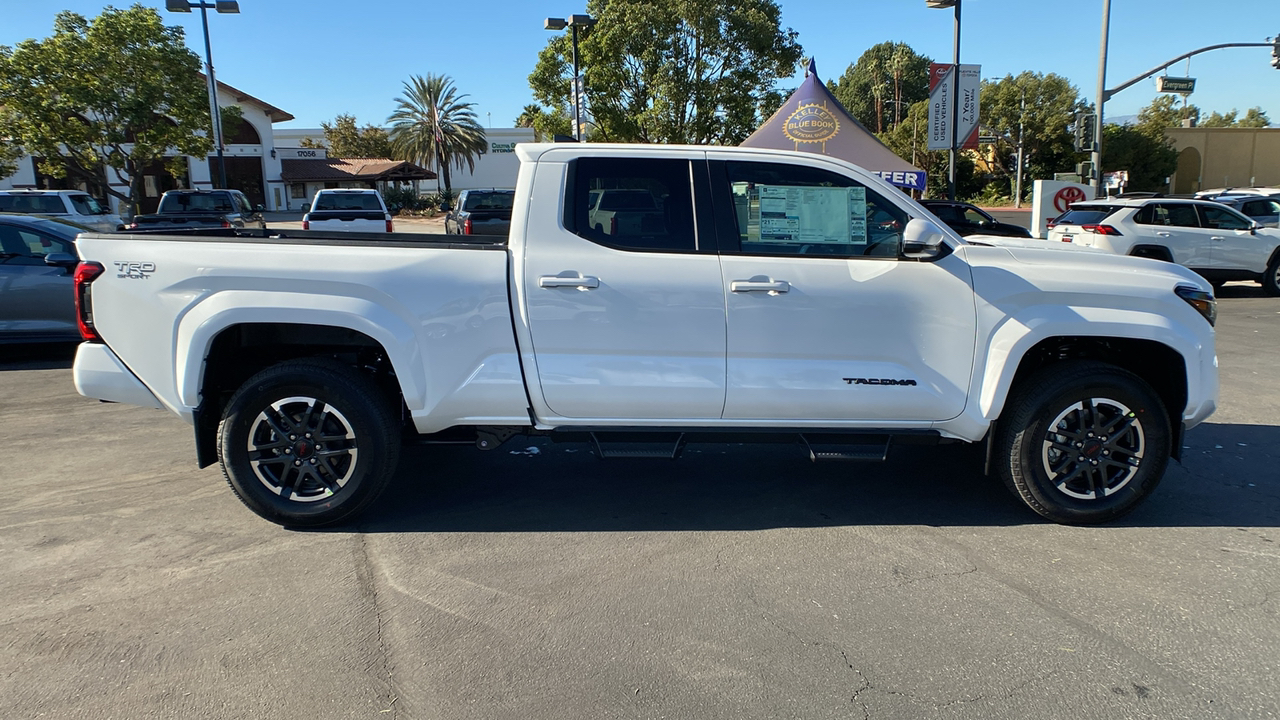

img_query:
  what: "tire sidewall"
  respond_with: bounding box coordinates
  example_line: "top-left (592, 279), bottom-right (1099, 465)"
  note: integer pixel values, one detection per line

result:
top-left (220, 368), bottom-right (390, 526)
top-left (1010, 374), bottom-right (1170, 524)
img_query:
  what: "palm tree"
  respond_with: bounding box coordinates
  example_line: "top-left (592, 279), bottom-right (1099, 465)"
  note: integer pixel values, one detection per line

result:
top-left (387, 74), bottom-right (487, 197)
top-left (515, 104), bottom-right (542, 130)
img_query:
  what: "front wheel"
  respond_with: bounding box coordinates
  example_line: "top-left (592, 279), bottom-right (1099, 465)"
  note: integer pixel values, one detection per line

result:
top-left (218, 359), bottom-right (400, 527)
top-left (1263, 254), bottom-right (1280, 296)
top-left (994, 361), bottom-right (1170, 524)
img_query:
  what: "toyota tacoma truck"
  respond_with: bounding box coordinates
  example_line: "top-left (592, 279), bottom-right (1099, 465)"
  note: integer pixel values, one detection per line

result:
top-left (302, 188), bottom-right (393, 233)
top-left (70, 144), bottom-right (1219, 528)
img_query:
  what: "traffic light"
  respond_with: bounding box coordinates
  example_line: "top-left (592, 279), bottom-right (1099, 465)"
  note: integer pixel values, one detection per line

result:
top-left (1272, 35), bottom-right (1280, 69)
top-left (1074, 112), bottom-right (1096, 152)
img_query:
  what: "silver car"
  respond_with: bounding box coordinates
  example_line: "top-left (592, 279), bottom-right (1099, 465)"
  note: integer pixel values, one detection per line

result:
top-left (1210, 195), bottom-right (1280, 228)
top-left (0, 213), bottom-right (85, 343)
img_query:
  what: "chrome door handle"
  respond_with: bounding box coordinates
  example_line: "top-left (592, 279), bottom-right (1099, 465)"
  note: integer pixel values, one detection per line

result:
top-left (539, 274), bottom-right (599, 289)
top-left (1156, 231), bottom-right (1173, 237)
top-left (1210, 236), bottom-right (1226, 242)
top-left (730, 280), bottom-right (790, 293)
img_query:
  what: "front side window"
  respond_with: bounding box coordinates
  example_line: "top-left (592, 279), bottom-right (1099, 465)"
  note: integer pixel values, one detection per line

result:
top-left (724, 161), bottom-right (906, 258)
top-left (569, 157), bottom-right (695, 252)
top-left (1199, 204), bottom-right (1252, 230)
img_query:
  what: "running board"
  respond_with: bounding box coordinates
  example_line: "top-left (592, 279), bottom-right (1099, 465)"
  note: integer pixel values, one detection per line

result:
top-left (590, 432), bottom-right (686, 459)
top-left (799, 434), bottom-right (891, 462)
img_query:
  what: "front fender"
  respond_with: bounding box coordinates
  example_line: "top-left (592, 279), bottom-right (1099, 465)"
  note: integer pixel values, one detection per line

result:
top-left (174, 290), bottom-right (426, 410)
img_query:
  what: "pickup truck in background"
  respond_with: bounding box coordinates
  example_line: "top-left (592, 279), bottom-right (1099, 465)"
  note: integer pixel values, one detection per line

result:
top-left (71, 144), bottom-right (1218, 529)
top-left (128, 189), bottom-right (265, 231)
top-left (444, 189), bottom-right (515, 236)
top-left (302, 188), bottom-right (392, 233)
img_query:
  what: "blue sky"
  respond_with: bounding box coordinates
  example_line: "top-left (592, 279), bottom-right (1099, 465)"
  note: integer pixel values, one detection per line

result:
top-left (3, 1), bottom-right (1277, 129)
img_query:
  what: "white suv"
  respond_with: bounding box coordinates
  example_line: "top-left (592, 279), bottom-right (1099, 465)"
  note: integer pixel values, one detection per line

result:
top-left (1049, 197), bottom-right (1280, 294)
top-left (0, 189), bottom-right (122, 233)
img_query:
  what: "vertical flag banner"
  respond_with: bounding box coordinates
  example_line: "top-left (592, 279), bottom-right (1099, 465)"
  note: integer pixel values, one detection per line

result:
top-left (928, 63), bottom-right (981, 151)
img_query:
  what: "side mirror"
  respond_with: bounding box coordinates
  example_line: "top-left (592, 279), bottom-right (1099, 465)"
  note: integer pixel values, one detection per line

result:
top-left (255, 204), bottom-right (265, 212)
top-left (902, 218), bottom-right (948, 259)
top-left (301, 203), bottom-right (310, 213)
top-left (44, 252), bottom-right (78, 269)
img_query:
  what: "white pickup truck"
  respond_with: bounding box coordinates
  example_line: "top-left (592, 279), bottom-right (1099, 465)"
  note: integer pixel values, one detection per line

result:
top-left (301, 188), bottom-right (393, 233)
top-left (71, 144), bottom-right (1219, 527)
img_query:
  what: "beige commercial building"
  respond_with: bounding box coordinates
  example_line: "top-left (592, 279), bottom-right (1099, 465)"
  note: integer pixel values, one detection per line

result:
top-left (1166, 127), bottom-right (1280, 194)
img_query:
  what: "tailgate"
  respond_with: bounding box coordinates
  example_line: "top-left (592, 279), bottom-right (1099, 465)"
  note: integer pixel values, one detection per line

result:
top-left (307, 211), bottom-right (387, 232)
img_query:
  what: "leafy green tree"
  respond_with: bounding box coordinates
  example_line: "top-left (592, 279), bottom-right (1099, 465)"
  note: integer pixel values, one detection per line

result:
top-left (1135, 94), bottom-right (1200, 133)
top-left (1200, 106), bottom-right (1270, 128)
top-left (514, 104), bottom-right (573, 142)
top-left (0, 138), bottom-right (20, 180)
top-left (0, 5), bottom-right (213, 213)
top-left (387, 74), bottom-right (487, 196)
top-left (1101, 123), bottom-right (1177, 192)
top-left (828, 42), bottom-right (931, 133)
top-left (528, 0), bottom-right (803, 144)
top-left (980, 72), bottom-right (1087, 200)
top-left (299, 114), bottom-right (393, 157)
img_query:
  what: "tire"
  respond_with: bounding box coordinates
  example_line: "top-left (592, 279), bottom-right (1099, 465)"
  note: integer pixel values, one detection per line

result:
top-left (218, 359), bottom-right (400, 527)
top-left (993, 361), bottom-right (1170, 525)
top-left (1263, 254), bottom-right (1280, 296)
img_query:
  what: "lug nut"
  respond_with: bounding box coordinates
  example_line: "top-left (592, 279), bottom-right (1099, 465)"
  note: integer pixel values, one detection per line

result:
top-left (284, 448), bottom-right (291, 455)
top-left (305, 433), bottom-right (311, 439)
top-left (289, 435), bottom-right (297, 441)
top-left (294, 460), bottom-right (301, 466)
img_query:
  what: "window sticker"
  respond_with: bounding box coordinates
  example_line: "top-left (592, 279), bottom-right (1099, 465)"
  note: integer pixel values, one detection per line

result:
top-left (745, 184), bottom-right (868, 245)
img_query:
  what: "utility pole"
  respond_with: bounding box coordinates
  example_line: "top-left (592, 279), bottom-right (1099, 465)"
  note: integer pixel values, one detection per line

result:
top-left (1091, 0), bottom-right (1111, 198)
top-left (949, 1), bottom-right (961, 200)
top-left (1014, 89), bottom-right (1026, 208)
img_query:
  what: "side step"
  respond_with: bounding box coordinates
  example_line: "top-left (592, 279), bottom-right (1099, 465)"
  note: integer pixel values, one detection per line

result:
top-left (799, 434), bottom-right (891, 462)
top-left (590, 432), bottom-right (686, 459)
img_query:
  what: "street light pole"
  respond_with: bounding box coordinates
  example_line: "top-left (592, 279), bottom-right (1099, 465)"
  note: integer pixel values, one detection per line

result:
top-left (166, 0), bottom-right (239, 190)
top-left (545, 14), bottom-right (597, 142)
top-left (1092, 0), bottom-right (1110, 198)
top-left (949, 0), bottom-right (961, 201)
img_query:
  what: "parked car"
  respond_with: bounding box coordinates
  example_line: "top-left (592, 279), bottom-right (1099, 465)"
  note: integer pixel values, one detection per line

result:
top-left (1209, 195), bottom-right (1280, 228)
top-left (0, 213), bottom-right (87, 343)
top-left (444, 189), bottom-right (515, 236)
top-left (1049, 197), bottom-right (1280, 293)
top-left (0, 189), bottom-right (122, 233)
top-left (303, 189), bottom-right (392, 233)
top-left (1194, 187), bottom-right (1280, 199)
top-left (129, 190), bottom-right (265, 231)
top-left (71, 143), bottom-right (1218, 529)
top-left (918, 200), bottom-right (1031, 238)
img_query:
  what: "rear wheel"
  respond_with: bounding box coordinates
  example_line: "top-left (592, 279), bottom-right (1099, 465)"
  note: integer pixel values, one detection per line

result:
top-left (218, 359), bottom-right (400, 527)
top-left (1263, 254), bottom-right (1280, 296)
top-left (994, 361), bottom-right (1170, 524)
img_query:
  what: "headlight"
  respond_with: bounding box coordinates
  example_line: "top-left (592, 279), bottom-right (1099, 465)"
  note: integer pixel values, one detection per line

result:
top-left (1175, 284), bottom-right (1216, 327)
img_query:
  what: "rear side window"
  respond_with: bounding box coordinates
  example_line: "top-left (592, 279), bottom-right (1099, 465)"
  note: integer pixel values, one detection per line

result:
top-left (314, 193), bottom-right (383, 211)
top-left (569, 157), bottom-right (695, 253)
top-left (1134, 203), bottom-right (1200, 227)
top-left (1241, 199), bottom-right (1280, 217)
top-left (0, 195), bottom-right (67, 214)
top-left (1056, 206), bottom-right (1119, 225)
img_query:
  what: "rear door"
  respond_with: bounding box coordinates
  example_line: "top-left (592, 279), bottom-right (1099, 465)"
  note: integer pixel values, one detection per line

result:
top-left (521, 153), bottom-right (728, 420)
top-left (708, 156), bottom-right (977, 422)
top-left (1128, 203), bottom-right (1213, 267)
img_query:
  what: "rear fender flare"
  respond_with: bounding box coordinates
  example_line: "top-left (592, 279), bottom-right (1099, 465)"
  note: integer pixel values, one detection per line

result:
top-left (175, 290), bottom-right (425, 411)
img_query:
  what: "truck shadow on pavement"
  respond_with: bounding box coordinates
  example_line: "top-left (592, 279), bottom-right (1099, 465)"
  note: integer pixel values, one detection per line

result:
top-left (0, 342), bottom-right (77, 371)
top-left (336, 421), bottom-right (1279, 533)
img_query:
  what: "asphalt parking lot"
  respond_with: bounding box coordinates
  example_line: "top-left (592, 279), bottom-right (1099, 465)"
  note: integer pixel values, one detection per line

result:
top-left (2, 285), bottom-right (1277, 720)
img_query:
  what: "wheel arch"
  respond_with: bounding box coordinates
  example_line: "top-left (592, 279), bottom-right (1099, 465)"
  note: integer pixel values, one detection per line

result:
top-left (1128, 245), bottom-right (1174, 262)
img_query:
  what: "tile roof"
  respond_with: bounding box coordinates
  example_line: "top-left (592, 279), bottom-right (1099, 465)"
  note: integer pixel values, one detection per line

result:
top-left (280, 158), bottom-right (437, 182)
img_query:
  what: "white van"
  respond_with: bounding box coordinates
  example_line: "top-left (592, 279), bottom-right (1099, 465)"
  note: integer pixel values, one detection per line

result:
top-left (0, 190), bottom-right (123, 232)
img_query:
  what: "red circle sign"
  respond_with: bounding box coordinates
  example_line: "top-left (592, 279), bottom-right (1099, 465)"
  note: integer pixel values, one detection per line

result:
top-left (1054, 186), bottom-right (1087, 213)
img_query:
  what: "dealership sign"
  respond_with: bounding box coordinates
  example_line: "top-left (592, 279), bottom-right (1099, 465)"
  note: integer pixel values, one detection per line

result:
top-left (928, 63), bottom-right (981, 151)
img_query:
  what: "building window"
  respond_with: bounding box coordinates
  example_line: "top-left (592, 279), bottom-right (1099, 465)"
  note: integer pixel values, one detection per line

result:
top-left (291, 183), bottom-right (307, 199)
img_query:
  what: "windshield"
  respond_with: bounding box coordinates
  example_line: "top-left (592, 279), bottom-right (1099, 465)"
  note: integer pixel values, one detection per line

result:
top-left (1055, 206), bottom-right (1121, 226)
top-left (69, 194), bottom-right (108, 215)
top-left (314, 193), bottom-right (383, 211)
top-left (158, 193), bottom-right (234, 213)
top-left (0, 195), bottom-right (67, 214)
top-left (462, 192), bottom-right (515, 211)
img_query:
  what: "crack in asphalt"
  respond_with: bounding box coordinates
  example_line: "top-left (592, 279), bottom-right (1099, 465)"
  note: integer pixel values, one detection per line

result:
top-left (355, 535), bottom-right (398, 718)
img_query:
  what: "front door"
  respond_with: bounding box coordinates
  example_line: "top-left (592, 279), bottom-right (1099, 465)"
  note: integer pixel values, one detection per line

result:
top-left (708, 157), bottom-right (977, 422)
top-left (522, 155), bottom-right (727, 420)
top-left (1198, 202), bottom-right (1268, 273)
top-left (1129, 203), bottom-right (1213, 269)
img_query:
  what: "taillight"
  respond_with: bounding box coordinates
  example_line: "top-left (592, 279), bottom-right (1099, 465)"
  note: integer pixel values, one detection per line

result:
top-left (74, 262), bottom-right (105, 342)
top-left (463, 217), bottom-right (472, 234)
top-left (128, 222), bottom-right (138, 230)
top-left (302, 218), bottom-right (309, 230)
top-left (386, 217), bottom-right (394, 233)
top-left (221, 220), bottom-right (231, 228)
top-left (1082, 224), bottom-right (1122, 236)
